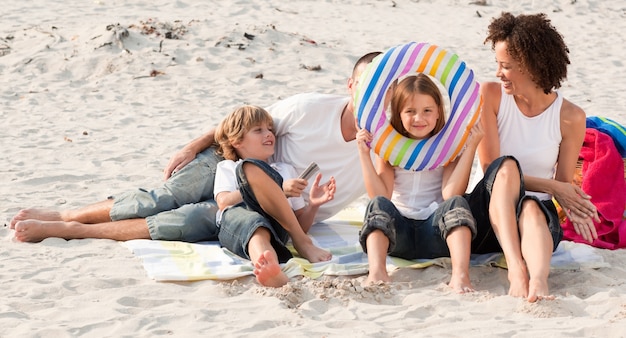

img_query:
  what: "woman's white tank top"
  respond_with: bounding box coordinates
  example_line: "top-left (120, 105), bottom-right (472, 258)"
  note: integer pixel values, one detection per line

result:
top-left (497, 88), bottom-right (563, 200)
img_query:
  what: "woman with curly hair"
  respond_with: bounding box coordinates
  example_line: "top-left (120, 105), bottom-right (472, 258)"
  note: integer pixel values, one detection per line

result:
top-left (466, 12), bottom-right (599, 302)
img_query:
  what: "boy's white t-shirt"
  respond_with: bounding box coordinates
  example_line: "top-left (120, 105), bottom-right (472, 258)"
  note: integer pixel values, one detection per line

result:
top-left (267, 92), bottom-right (365, 222)
top-left (213, 159), bottom-right (305, 223)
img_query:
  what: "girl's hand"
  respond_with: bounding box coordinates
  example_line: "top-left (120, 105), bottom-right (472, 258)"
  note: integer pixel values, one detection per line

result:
top-left (283, 178), bottom-right (307, 198)
top-left (356, 128), bottom-right (373, 154)
top-left (466, 122), bottom-right (484, 148)
top-left (308, 174), bottom-right (336, 207)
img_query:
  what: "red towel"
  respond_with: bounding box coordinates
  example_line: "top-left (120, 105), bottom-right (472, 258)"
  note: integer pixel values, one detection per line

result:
top-left (563, 128), bottom-right (626, 249)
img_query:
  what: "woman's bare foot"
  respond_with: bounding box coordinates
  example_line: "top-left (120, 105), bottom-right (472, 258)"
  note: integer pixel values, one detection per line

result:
top-left (507, 266), bottom-right (530, 298)
top-left (449, 272), bottom-right (475, 294)
top-left (293, 240), bottom-right (331, 263)
top-left (13, 220), bottom-right (69, 242)
top-left (10, 208), bottom-right (63, 228)
top-left (527, 278), bottom-right (555, 303)
top-left (254, 250), bottom-right (289, 287)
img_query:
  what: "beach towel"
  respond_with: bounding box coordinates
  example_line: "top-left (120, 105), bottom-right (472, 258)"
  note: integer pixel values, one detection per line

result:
top-left (123, 209), bottom-right (608, 282)
top-left (563, 128), bottom-right (626, 249)
top-left (586, 116), bottom-right (626, 157)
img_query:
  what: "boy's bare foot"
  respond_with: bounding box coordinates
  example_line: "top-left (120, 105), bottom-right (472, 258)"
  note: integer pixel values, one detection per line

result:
top-left (527, 278), bottom-right (555, 303)
top-left (448, 272), bottom-right (475, 294)
top-left (293, 241), bottom-right (331, 263)
top-left (10, 208), bottom-right (63, 228)
top-left (13, 220), bottom-right (68, 242)
top-left (254, 250), bottom-right (289, 288)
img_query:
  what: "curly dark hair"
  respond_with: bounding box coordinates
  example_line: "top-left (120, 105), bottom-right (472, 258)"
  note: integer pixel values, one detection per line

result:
top-left (485, 12), bottom-right (570, 94)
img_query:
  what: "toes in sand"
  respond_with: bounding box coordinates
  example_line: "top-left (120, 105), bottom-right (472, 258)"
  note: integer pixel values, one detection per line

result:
top-left (253, 250), bottom-right (289, 288)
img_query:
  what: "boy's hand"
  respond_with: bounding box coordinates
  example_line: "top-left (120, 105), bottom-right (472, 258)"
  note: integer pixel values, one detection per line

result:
top-left (308, 174), bottom-right (336, 207)
top-left (283, 178), bottom-right (307, 198)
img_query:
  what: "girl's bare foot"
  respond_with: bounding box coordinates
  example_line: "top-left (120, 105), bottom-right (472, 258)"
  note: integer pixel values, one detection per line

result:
top-left (254, 250), bottom-right (289, 287)
top-left (527, 278), bottom-right (555, 303)
top-left (363, 269), bottom-right (391, 286)
top-left (10, 208), bottom-right (63, 228)
top-left (449, 272), bottom-right (475, 294)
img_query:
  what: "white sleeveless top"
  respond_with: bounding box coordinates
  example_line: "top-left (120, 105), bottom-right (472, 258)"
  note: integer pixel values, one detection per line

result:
top-left (497, 88), bottom-right (562, 200)
top-left (391, 165), bottom-right (444, 220)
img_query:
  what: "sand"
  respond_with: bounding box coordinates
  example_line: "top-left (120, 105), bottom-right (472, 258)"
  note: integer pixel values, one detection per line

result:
top-left (1, 0), bottom-right (625, 336)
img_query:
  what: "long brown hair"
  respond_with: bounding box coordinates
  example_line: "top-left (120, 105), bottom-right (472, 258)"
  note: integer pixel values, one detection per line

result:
top-left (389, 73), bottom-right (446, 138)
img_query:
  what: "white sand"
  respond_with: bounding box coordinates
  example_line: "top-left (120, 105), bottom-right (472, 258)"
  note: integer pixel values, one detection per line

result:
top-left (2, 0), bottom-right (626, 336)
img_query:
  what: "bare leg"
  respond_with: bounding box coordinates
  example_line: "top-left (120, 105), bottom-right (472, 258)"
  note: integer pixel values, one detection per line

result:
top-left (13, 218), bottom-right (151, 242)
top-left (10, 199), bottom-right (115, 228)
top-left (363, 230), bottom-right (391, 285)
top-left (242, 163), bottom-right (331, 263)
top-left (446, 226), bottom-right (475, 293)
top-left (489, 160), bottom-right (529, 298)
top-left (519, 200), bottom-right (555, 303)
top-left (248, 228), bottom-right (289, 287)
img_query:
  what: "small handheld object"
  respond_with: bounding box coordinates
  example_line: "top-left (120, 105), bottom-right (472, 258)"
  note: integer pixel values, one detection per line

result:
top-left (298, 162), bottom-right (319, 180)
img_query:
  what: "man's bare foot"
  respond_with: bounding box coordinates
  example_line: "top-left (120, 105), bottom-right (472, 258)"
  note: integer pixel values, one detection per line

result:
top-left (363, 269), bottom-right (391, 286)
top-left (13, 220), bottom-right (69, 242)
top-left (10, 208), bottom-right (63, 228)
top-left (293, 241), bottom-right (331, 263)
top-left (527, 278), bottom-right (555, 303)
top-left (254, 250), bottom-right (289, 288)
top-left (449, 272), bottom-right (475, 294)
top-left (507, 266), bottom-right (530, 298)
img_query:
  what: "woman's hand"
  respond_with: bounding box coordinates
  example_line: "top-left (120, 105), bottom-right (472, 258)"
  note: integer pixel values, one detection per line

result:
top-left (163, 148), bottom-right (196, 180)
top-left (282, 178), bottom-right (308, 198)
top-left (553, 181), bottom-right (600, 221)
top-left (566, 209), bottom-right (598, 243)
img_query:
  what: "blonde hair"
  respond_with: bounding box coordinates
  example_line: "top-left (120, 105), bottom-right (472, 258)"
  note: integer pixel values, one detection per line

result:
top-left (214, 105), bottom-right (274, 161)
top-left (389, 74), bottom-right (446, 138)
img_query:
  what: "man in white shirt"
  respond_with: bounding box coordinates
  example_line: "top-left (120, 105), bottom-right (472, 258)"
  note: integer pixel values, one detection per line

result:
top-left (10, 52), bottom-right (381, 243)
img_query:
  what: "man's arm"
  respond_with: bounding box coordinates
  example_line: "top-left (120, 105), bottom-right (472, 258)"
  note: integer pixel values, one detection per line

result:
top-left (163, 129), bottom-right (216, 180)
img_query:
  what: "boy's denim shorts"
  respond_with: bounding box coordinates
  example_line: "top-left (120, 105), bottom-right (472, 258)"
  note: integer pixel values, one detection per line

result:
top-left (217, 159), bottom-right (292, 263)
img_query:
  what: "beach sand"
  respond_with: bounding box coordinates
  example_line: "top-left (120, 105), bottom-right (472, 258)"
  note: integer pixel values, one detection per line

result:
top-left (1, 0), bottom-right (625, 336)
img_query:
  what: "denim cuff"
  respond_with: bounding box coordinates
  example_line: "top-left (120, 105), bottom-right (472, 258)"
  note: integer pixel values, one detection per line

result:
top-left (359, 211), bottom-right (396, 253)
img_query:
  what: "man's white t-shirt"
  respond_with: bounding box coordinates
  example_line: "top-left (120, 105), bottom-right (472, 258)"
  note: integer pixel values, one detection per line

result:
top-left (267, 92), bottom-right (365, 222)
